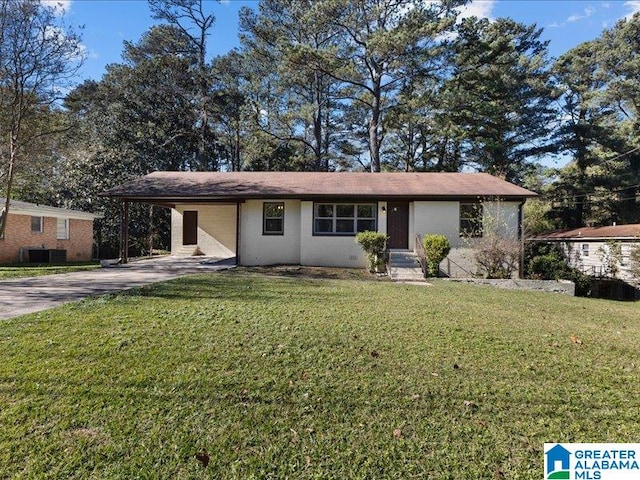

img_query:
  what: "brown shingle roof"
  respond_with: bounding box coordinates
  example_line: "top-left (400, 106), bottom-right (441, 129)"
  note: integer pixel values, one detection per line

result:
top-left (103, 171), bottom-right (536, 201)
top-left (532, 224), bottom-right (640, 240)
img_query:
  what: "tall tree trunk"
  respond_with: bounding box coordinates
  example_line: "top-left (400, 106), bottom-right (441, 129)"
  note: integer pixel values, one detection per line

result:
top-left (0, 132), bottom-right (18, 239)
top-left (313, 82), bottom-right (323, 171)
top-left (322, 83), bottom-right (332, 172)
top-left (369, 67), bottom-right (382, 173)
top-left (369, 100), bottom-right (381, 172)
top-left (233, 124), bottom-right (241, 171)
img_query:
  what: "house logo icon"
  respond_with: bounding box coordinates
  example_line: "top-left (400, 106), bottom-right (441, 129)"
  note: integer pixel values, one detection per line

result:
top-left (545, 444), bottom-right (572, 479)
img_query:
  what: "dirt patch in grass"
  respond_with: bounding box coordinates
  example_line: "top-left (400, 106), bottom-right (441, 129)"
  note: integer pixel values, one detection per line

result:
top-left (230, 264), bottom-right (390, 281)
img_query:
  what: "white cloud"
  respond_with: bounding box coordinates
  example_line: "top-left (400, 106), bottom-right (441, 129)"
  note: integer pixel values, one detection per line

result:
top-left (42, 24), bottom-right (85, 61)
top-left (41, 0), bottom-right (71, 16)
top-left (455, 0), bottom-right (496, 21)
top-left (567, 6), bottom-right (595, 23)
top-left (624, 0), bottom-right (640, 18)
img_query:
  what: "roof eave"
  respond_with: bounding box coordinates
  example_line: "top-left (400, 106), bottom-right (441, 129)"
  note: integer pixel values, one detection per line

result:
top-left (9, 205), bottom-right (101, 220)
top-left (530, 236), bottom-right (639, 241)
top-left (108, 193), bottom-right (534, 202)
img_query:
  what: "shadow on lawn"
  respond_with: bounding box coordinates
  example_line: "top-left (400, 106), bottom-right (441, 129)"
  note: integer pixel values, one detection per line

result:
top-left (121, 272), bottom-right (336, 304)
top-left (122, 267), bottom-right (384, 303)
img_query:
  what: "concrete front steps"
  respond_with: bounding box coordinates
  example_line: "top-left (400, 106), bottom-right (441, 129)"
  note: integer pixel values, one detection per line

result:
top-left (388, 251), bottom-right (426, 282)
top-left (174, 244), bottom-right (204, 256)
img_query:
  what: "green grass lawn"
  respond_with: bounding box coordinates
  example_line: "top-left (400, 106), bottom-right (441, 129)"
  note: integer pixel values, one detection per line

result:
top-left (0, 262), bottom-right (100, 280)
top-left (0, 271), bottom-right (638, 479)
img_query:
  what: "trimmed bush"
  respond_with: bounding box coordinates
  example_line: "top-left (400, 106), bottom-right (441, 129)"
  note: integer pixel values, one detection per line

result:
top-left (526, 246), bottom-right (593, 297)
top-left (422, 234), bottom-right (451, 277)
top-left (355, 231), bottom-right (388, 273)
top-left (527, 253), bottom-right (568, 280)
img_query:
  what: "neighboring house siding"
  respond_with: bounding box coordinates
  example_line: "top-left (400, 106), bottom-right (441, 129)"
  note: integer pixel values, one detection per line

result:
top-left (240, 200), bottom-right (301, 266)
top-left (58, 219), bottom-right (95, 260)
top-left (0, 213), bottom-right (94, 263)
top-left (560, 240), bottom-right (638, 282)
top-left (172, 204), bottom-right (236, 257)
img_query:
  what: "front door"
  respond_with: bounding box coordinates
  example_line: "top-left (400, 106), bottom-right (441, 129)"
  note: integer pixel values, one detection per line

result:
top-left (183, 210), bottom-right (198, 245)
top-left (387, 202), bottom-right (409, 249)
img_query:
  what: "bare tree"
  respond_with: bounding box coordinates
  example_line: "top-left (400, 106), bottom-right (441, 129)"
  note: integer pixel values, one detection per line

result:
top-left (462, 200), bottom-right (522, 279)
top-left (0, 0), bottom-right (84, 237)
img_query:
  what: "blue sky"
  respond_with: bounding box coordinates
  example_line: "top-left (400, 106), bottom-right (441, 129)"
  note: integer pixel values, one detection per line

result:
top-left (53, 0), bottom-right (640, 82)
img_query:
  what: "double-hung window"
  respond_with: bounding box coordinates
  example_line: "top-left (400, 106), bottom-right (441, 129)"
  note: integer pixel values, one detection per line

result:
top-left (581, 243), bottom-right (589, 257)
top-left (263, 202), bottom-right (284, 235)
top-left (314, 203), bottom-right (376, 235)
top-left (57, 218), bottom-right (69, 240)
top-left (459, 203), bottom-right (483, 238)
top-left (31, 216), bottom-right (43, 234)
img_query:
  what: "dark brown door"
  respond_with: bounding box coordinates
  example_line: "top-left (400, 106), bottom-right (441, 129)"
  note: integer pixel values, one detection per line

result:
top-left (387, 202), bottom-right (409, 249)
top-left (183, 211), bottom-right (198, 245)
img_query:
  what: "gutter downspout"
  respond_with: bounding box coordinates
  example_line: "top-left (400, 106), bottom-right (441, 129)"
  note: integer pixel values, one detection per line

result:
top-left (235, 201), bottom-right (241, 266)
top-left (518, 200), bottom-right (525, 279)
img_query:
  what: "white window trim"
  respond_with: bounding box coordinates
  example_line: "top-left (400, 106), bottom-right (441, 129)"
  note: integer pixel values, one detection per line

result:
top-left (581, 243), bottom-right (589, 257)
top-left (57, 218), bottom-right (69, 240)
top-left (31, 216), bottom-right (43, 234)
top-left (313, 202), bottom-right (377, 236)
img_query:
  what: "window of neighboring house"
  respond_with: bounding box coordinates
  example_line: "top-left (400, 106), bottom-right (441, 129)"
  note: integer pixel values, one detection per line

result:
top-left (31, 216), bottom-right (43, 233)
top-left (263, 202), bottom-right (284, 235)
top-left (313, 203), bottom-right (376, 235)
top-left (57, 218), bottom-right (69, 240)
top-left (581, 243), bottom-right (589, 257)
top-left (459, 202), bottom-right (483, 238)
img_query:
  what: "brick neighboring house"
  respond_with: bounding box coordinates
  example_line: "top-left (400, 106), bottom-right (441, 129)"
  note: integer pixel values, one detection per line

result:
top-left (0, 198), bottom-right (101, 264)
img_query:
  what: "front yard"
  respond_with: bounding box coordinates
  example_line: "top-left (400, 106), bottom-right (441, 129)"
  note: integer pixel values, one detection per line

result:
top-left (0, 270), bottom-right (637, 478)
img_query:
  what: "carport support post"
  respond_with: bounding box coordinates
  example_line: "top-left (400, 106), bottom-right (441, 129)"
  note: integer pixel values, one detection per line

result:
top-left (120, 200), bottom-right (129, 264)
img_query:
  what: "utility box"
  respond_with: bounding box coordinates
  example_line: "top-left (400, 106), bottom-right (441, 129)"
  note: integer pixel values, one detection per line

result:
top-left (28, 249), bottom-right (48, 263)
top-left (48, 249), bottom-right (67, 263)
top-left (27, 249), bottom-right (67, 263)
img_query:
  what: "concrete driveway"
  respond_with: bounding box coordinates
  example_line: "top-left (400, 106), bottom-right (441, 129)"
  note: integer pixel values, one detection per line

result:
top-left (0, 256), bottom-right (235, 320)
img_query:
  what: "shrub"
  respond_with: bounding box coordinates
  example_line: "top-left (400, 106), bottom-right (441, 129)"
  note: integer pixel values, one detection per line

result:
top-left (527, 253), bottom-right (570, 280)
top-left (422, 234), bottom-right (451, 277)
top-left (566, 269), bottom-right (593, 297)
top-left (355, 231), bottom-right (388, 272)
top-left (471, 235), bottom-right (520, 279)
top-left (525, 244), bottom-right (593, 296)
